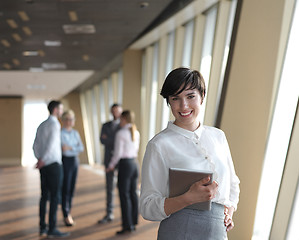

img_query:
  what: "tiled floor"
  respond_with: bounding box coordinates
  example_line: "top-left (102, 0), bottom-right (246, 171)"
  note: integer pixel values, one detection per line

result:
top-left (0, 165), bottom-right (159, 240)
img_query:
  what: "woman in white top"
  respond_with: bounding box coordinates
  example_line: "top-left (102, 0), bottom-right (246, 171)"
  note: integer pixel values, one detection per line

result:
top-left (139, 67), bottom-right (240, 240)
top-left (107, 110), bottom-right (140, 235)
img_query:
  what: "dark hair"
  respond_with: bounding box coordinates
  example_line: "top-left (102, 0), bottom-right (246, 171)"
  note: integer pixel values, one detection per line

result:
top-left (160, 67), bottom-right (206, 104)
top-left (111, 103), bottom-right (121, 109)
top-left (47, 100), bottom-right (61, 114)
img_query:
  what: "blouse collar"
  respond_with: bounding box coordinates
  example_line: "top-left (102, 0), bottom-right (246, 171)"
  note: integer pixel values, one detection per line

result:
top-left (122, 123), bottom-right (132, 129)
top-left (167, 121), bottom-right (204, 140)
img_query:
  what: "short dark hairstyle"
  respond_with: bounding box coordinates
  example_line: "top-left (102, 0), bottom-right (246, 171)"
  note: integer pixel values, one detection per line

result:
top-left (160, 67), bottom-right (206, 104)
top-left (111, 103), bottom-right (121, 109)
top-left (47, 100), bottom-right (61, 114)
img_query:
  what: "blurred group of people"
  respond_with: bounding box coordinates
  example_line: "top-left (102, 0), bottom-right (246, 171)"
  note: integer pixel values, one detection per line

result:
top-left (33, 101), bottom-right (140, 237)
top-left (32, 67), bottom-right (240, 239)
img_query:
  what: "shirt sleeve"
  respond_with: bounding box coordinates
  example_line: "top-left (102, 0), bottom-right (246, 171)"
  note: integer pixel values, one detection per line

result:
top-left (33, 126), bottom-right (41, 159)
top-left (73, 130), bottom-right (84, 154)
top-left (223, 133), bottom-right (240, 210)
top-left (109, 131), bottom-right (124, 168)
top-left (139, 141), bottom-right (169, 221)
top-left (134, 130), bottom-right (140, 153)
top-left (100, 123), bottom-right (115, 147)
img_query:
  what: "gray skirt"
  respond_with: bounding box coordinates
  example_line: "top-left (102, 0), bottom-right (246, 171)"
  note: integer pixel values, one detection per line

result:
top-left (157, 203), bottom-right (227, 240)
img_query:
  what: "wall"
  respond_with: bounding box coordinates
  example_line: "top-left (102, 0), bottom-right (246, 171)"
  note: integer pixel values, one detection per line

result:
top-left (122, 50), bottom-right (143, 163)
top-left (0, 97), bottom-right (23, 166)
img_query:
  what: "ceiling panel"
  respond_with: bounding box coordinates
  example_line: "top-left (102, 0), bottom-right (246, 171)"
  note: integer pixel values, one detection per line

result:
top-left (0, 0), bottom-right (194, 99)
top-left (0, 0), bottom-right (173, 71)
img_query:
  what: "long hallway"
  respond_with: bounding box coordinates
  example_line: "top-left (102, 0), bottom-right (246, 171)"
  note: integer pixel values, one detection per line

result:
top-left (0, 165), bottom-right (159, 240)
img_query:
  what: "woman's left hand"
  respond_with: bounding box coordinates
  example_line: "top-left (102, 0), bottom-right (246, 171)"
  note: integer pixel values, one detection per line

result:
top-left (106, 166), bottom-right (114, 172)
top-left (224, 206), bottom-right (235, 232)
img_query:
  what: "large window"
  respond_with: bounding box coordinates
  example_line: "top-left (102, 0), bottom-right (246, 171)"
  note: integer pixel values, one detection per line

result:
top-left (22, 101), bottom-right (48, 167)
top-left (253, 0), bottom-right (299, 238)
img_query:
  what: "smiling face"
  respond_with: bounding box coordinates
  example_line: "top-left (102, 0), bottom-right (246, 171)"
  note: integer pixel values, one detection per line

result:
top-left (169, 86), bottom-right (202, 131)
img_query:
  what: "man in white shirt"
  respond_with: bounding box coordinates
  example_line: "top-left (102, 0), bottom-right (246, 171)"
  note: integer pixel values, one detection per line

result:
top-left (33, 100), bottom-right (69, 238)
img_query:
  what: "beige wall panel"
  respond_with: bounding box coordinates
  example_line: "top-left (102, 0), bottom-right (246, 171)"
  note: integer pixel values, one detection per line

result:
top-left (220, 0), bottom-right (288, 239)
top-left (122, 50), bottom-right (143, 162)
top-left (111, 72), bottom-right (119, 103)
top-left (61, 92), bottom-right (88, 164)
top-left (0, 97), bottom-right (23, 166)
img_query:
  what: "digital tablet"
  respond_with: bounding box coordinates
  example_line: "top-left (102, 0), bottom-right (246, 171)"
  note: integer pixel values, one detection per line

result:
top-left (169, 167), bottom-right (213, 211)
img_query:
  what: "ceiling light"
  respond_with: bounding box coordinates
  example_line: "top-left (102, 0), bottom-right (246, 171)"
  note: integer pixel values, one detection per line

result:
top-left (82, 54), bottom-right (89, 61)
top-left (22, 26), bottom-right (32, 36)
top-left (63, 24), bottom-right (96, 34)
top-left (12, 58), bottom-right (20, 66)
top-left (44, 40), bottom-right (61, 46)
top-left (12, 33), bottom-right (22, 42)
top-left (27, 84), bottom-right (46, 90)
top-left (23, 51), bottom-right (39, 56)
top-left (42, 63), bottom-right (67, 70)
top-left (1, 39), bottom-right (11, 47)
top-left (38, 50), bottom-right (45, 57)
top-left (68, 11), bottom-right (78, 21)
top-left (3, 63), bottom-right (12, 70)
top-left (29, 67), bottom-right (44, 72)
top-left (7, 19), bottom-right (18, 28)
top-left (18, 11), bottom-right (30, 21)
top-left (140, 2), bottom-right (149, 8)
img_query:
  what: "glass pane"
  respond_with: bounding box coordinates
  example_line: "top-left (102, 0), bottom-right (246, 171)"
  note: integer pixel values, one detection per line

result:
top-left (161, 31), bottom-right (175, 130)
top-left (199, 5), bottom-right (217, 124)
top-left (148, 42), bottom-right (159, 140)
top-left (252, 0), bottom-right (299, 238)
top-left (286, 181), bottom-right (299, 240)
top-left (182, 20), bottom-right (194, 67)
top-left (22, 101), bottom-right (48, 167)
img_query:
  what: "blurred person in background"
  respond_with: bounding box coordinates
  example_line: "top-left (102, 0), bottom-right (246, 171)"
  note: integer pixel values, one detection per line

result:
top-left (33, 100), bottom-right (69, 238)
top-left (61, 110), bottom-right (84, 227)
top-left (107, 110), bottom-right (140, 235)
top-left (98, 103), bottom-right (123, 224)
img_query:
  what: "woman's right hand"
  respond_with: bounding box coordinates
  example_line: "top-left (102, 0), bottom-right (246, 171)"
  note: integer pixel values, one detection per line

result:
top-left (184, 177), bottom-right (218, 205)
top-left (164, 177), bottom-right (218, 216)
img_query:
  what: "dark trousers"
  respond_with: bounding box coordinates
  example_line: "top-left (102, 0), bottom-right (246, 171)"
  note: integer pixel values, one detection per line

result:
top-left (105, 169), bottom-right (116, 216)
top-left (62, 156), bottom-right (78, 218)
top-left (39, 162), bottom-right (63, 231)
top-left (117, 158), bottom-right (139, 229)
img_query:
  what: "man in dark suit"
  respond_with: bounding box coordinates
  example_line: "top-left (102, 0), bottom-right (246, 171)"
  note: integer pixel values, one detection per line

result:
top-left (98, 103), bottom-right (122, 224)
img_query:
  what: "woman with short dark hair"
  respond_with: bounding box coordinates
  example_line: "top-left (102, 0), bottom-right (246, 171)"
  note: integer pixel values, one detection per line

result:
top-left (140, 67), bottom-right (240, 239)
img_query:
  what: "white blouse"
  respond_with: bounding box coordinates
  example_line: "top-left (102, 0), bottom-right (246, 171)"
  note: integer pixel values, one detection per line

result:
top-left (109, 123), bottom-right (140, 169)
top-left (139, 121), bottom-right (240, 221)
